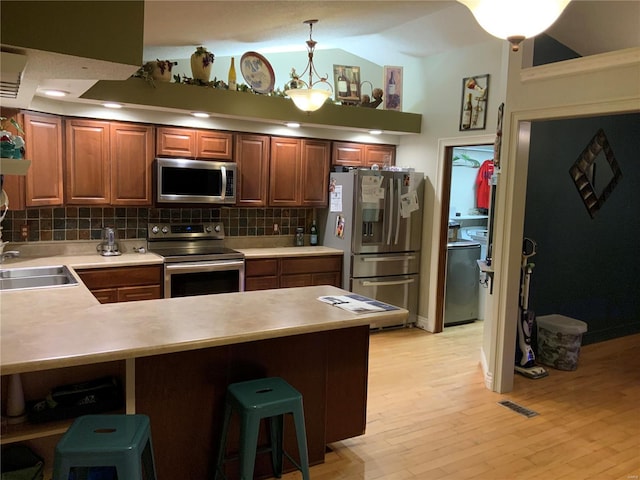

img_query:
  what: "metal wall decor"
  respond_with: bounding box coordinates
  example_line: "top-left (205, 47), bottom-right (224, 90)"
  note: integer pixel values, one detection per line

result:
top-left (569, 128), bottom-right (623, 218)
top-left (459, 74), bottom-right (489, 131)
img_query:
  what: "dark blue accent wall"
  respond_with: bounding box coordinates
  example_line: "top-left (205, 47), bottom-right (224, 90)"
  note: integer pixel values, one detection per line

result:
top-left (524, 113), bottom-right (640, 344)
top-left (533, 34), bottom-right (581, 66)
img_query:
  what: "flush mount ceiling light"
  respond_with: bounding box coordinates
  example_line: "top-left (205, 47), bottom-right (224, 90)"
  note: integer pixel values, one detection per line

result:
top-left (103, 102), bottom-right (123, 109)
top-left (285, 122), bottom-right (301, 128)
top-left (285, 19), bottom-right (333, 113)
top-left (191, 112), bottom-right (210, 118)
top-left (369, 129), bottom-right (383, 135)
top-left (42, 89), bottom-right (68, 97)
top-left (458, 0), bottom-right (571, 52)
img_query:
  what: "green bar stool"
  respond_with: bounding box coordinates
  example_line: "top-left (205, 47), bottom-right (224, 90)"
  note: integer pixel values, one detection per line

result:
top-left (53, 414), bottom-right (157, 480)
top-left (215, 377), bottom-right (310, 480)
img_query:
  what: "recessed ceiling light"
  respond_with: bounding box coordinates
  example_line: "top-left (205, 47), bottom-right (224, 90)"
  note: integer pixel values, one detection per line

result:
top-left (369, 129), bottom-right (383, 135)
top-left (191, 112), bottom-right (210, 118)
top-left (285, 122), bottom-right (300, 128)
top-left (43, 89), bottom-right (68, 97)
top-left (103, 102), bottom-right (123, 109)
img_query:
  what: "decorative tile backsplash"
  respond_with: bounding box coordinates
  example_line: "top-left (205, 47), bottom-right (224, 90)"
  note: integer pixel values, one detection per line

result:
top-left (1, 207), bottom-right (315, 242)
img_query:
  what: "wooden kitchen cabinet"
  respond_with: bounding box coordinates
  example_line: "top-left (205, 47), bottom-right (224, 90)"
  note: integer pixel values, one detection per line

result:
top-left (156, 127), bottom-right (233, 160)
top-left (244, 258), bottom-right (279, 291)
top-left (65, 120), bottom-right (154, 205)
top-left (245, 254), bottom-right (342, 291)
top-left (76, 265), bottom-right (163, 303)
top-left (24, 113), bottom-right (64, 207)
top-left (65, 119), bottom-right (110, 205)
top-left (280, 255), bottom-right (342, 288)
top-left (301, 140), bottom-right (330, 206)
top-left (110, 122), bottom-right (154, 205)
top-left (332, 141), bottom-right (396, 168)
top-left (269, 137), bottom-right (330, 207)
top-left (235, 134), bottom-right (270, 207)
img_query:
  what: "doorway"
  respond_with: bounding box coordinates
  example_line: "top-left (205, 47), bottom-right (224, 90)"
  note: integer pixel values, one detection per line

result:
top-left (431, 134), bottom-right (494, 335)
top-left (445, 145), bottom-right (493, 327)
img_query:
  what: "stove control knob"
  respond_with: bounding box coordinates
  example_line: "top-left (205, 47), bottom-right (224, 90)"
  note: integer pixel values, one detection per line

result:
top-left (214, 224), bottom-right (221, 233)
top-left (205, 225), bottom-right (212, 233)
top-left (151, 225), bottom-right (159, 234)
top-left (162, 226), bottom-right (169, 234)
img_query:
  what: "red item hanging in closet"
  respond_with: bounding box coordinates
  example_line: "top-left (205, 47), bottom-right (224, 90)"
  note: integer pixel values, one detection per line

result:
top-left (475, 160), bottom-right (494, 209)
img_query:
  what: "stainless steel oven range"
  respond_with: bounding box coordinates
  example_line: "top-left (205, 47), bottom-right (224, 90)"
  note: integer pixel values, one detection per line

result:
top-left (147, 223), bottom-right (244, 298)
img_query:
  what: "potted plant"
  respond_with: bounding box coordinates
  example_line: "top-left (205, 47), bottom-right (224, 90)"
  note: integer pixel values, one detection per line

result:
top-left (190, 46), bottom-right (215, 83)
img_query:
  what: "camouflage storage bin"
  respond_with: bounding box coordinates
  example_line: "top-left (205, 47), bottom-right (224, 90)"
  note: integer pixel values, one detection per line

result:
top-left (537, 314), bottom-right (588, 371)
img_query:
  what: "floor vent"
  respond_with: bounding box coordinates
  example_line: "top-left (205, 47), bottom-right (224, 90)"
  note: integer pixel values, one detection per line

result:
top-left (498, 400), bottom-right (538, 418)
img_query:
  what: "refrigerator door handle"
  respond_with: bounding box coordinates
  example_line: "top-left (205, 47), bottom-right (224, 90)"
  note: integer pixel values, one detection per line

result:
top-left (360, 278), bottom-right (415, 287)
top-left (362, 256), bottom-right (416, 262)
top-left (387, 177), bottom-right (394, 245)
top-left (394, 178), bottom-right (402, 245)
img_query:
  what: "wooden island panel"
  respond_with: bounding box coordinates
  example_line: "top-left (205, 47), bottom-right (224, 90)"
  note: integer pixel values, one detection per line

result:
top-left (135, 325), bottom-right (369, 479)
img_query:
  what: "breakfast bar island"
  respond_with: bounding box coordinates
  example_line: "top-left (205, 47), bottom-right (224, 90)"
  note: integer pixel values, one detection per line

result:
top-left (1, 279), bottom-right (407, 478)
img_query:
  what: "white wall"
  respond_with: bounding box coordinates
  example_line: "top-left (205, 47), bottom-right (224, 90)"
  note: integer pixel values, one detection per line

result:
top-left (396, 38), bottom-right (505, 338)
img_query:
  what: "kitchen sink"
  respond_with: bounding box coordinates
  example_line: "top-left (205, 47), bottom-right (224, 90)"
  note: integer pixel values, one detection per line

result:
top-left (0, 265), bottom-right (79, 291)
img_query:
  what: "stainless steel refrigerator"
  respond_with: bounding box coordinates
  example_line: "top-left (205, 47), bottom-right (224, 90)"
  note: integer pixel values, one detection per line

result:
top-left (319, 169), bottom-right (424, 328)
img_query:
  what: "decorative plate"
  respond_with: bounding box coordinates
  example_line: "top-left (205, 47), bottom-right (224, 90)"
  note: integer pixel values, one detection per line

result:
top-left (240, 51), bottom-right (275, 94)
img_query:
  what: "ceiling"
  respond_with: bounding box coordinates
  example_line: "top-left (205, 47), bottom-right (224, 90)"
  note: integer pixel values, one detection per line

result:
top-left (3, 1), bottom-right (639, 109)
top-left (142, 0), bottom-right (640, 63)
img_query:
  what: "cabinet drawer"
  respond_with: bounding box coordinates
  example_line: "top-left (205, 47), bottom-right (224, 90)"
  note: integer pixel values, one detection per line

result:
top-left (280, 274), bottom-right (312, 288)
top-left (245, 276), bottom-right (279, 291)
top-left (92, 288), bottom-right (119, 304)
top-left (245, 258), bottom-right (278, 277)
top-left (77, 265), bottom-right (162, 289)
top-left (280, 256), bottom-right (342, 275)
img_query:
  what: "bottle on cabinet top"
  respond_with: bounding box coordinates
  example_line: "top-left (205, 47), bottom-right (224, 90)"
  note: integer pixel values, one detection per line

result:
top-left (228, 57), bottom-right (237, 91)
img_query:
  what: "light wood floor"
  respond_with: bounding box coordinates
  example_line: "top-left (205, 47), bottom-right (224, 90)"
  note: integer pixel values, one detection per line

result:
top-left (281, 322), bottom-right (640, 480)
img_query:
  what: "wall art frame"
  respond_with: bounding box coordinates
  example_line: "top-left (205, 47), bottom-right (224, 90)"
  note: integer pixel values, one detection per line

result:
top-left (459, 74), bottom-right (489, 131)
top-left (383, 66), bottom-right (403, 111)
top-left (569, 128), bottom-right (623, 219)
top-left (333, 65), bottom-right (361, 104)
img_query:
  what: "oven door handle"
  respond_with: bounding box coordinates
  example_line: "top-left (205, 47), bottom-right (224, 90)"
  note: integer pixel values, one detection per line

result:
top-left (360, 278), bottom-right (415, 287)
top-left (165, 259), bottom-right (244, 274)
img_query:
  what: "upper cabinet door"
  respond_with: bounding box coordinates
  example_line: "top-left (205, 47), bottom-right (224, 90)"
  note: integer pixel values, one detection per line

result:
top-left (236, 134), bottom-right (270, 207)
top-left (196, 130), bottom-right (233, 160)
top-left (110, 123), bottom-right (155, 205)
top-left (365, 145), bottom-right (396, 168)
top-left (24, 113), bottom-right (64, 207)
top-left (65, 119), bottom-right (110, 205)
top-left (301, 140), bottom-right (330, 206)
top-left (332, 142), bottom-right (364, 167)
top-left (156, 127), bottom-right (196, 157)
top-left (269, 137), bottom-right (301, 207)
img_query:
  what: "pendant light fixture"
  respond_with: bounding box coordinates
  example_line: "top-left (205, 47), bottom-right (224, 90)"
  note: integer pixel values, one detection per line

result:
top-left (285, 19), bottom-right (333, 113)
top-left (458, 0), bottom-right (572, 52)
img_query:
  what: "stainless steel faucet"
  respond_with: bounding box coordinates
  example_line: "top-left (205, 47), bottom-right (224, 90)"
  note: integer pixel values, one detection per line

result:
top-left (0, 251), bottom-right (20, 263)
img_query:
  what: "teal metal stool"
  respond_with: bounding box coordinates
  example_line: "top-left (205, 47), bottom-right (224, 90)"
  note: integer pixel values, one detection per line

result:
top-left (53, 414), bottom-right (157, 480)
top-left (215, 377), bottom-right (310, 480)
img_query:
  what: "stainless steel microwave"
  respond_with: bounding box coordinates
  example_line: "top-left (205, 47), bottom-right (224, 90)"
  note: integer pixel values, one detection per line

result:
top-left (156, 158), bottom-right (236, 204)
